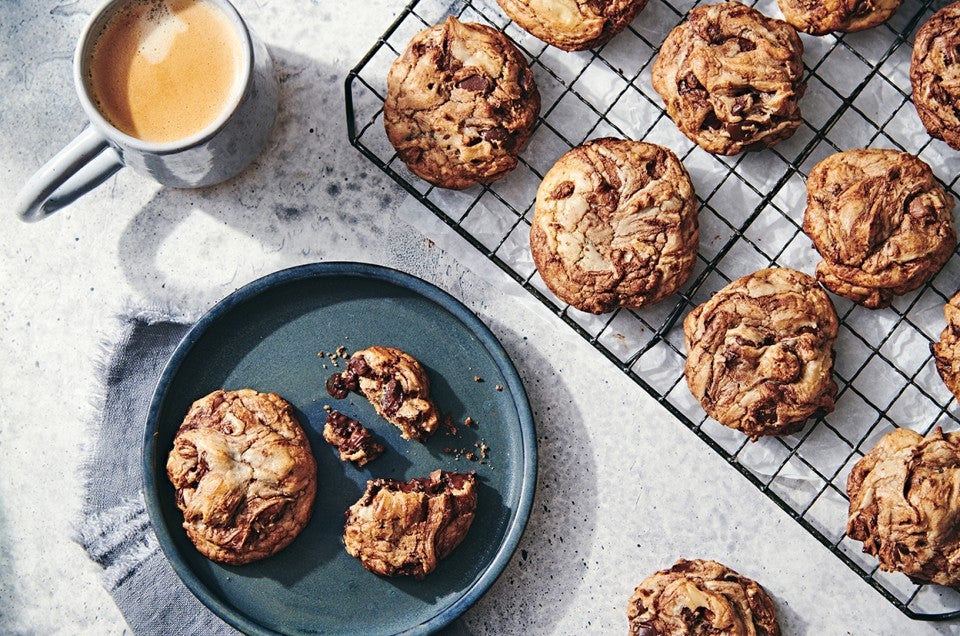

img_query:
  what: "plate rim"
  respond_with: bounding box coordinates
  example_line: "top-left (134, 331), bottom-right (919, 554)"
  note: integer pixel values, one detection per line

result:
top-left (141, 261), bottom-right (538, 635)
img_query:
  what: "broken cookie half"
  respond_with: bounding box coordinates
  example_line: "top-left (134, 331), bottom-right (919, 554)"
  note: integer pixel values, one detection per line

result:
top-left (326, 346), bottom-right (440, 441)
top-left (343, 470), bottom-right (478, 580)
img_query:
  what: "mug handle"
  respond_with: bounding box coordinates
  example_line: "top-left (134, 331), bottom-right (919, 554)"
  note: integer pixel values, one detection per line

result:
top-left (15, 125), bottom-right (123, 222)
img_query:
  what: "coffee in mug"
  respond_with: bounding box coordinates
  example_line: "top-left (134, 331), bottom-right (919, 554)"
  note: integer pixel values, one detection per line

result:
top-left (87, 0), bottom-right (244, 143)
top-left (16, 0), bottom-right (278, 222)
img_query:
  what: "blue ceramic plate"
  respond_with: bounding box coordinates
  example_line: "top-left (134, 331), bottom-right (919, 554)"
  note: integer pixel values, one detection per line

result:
top-left (142, 262), bottom-right (537, 635)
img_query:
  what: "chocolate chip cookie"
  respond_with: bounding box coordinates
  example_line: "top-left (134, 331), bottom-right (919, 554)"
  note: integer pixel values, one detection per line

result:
top-left (912, 2), bottom-right (960, 150)
top-left (933, 291), bottom-right (960, 401)
top-left (343, 470), bottom-right (477, 579)
top-left (326, 346), bottom-right (440, 441)
top-left (323, 410), bottom-right (384, 467)
top-left (847, 427), bottom-right (960, 585)
top-left (777, 0), bottom-right (901, 35)
top-left (530, 138), bottom-right (699, 314)
top-left (627, 559), bottom-right (781, 636)
top-left (383, 16), bottom-right (540, 190)
top-left (683, 268), bottom-right (838, 440)
top-left (495, 0), bottom-right (647, 51)
top-left (166, 389), bottom-right (317, 565)
top-left (651, 2), bottom-right (805, 155)
top-left (802, 149), bottom-right (956, 309)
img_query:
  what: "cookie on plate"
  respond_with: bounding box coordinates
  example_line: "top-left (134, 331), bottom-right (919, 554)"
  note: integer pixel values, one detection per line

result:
top-left (912, 2), bottom-right (960, 150)
top-left (383, 16), bottom-right (540, 189)
top-left (627, 558), bottom-right (781, 636)
top-left (777, 0), bottom-right (901, 35)
top-left (530, 138), bottom-right (698, 314)
top-left (683, 268), bottom-right (838, 441)
top-left (933, 291), bottom-right (960, 401)
top-left (343, 470), bottom-right (477, 579)
top-left (326, 346), bottom-right (440, 441)
top-left (651, 2), bottom-right (805, 155)
top-left (323, 409), bottom-right (385, 467)
top-left (495, 0), bottom-right (647, 51)
top-left (802, 149), bottom-right (956, 309)
top-left (847, 427), bottom-right (960, 585)
top-left (166, 389), bottom-right (317, 565)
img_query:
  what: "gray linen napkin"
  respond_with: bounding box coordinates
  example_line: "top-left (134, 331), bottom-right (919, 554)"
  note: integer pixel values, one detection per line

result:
top-left (75, 311), bottom-right (470, 635)
top-left (75, 312), bottom-right (239, 635)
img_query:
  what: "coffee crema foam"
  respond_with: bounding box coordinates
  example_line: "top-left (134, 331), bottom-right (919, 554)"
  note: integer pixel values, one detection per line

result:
top-left (88, 0), bottom-right (243, 143)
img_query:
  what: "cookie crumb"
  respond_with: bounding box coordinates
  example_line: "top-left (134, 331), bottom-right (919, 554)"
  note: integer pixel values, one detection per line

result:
top-left (323, 404), bottom-right (332, 412)
top-left (464, 416), bottom-right (474, 428)
top-left (443, 441), bottom-right (492, 467)
top-left (443, 413), bottom-right (458, 436)
top-left (473, 375), bottom-right (483, 382)
top-left (495, 384), bottom-right (503, 392)
top-left (323, 410), bottom-right (384, 467)
top-left (443, 446), bottom-right (464, 460)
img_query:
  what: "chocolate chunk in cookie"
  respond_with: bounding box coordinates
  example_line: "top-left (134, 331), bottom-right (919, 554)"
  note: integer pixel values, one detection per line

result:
top-left (933, 291), bottom-right (960, 401)
top-left (847, 427), bottom-right (960, 585)
top-left (343, 470), bottom-right (477, 579)
top-left (530, 138), bottom-right (699, 314)
top-left (323, 410), bottom-right (384, 467)
top-left (777, 0), bottom-right (901, 35)
top-left (166, 389), bottom-right (317, 565)
top-left (651, 2), bottom-right (805, 155)
top-left (802, 149), bottom-right (956, 309)
top-left (912, 2), bottom-right (960, 150)
top-left (326, 346), bottom-right (440, 441)
top-left (683, 268), bottom-right (838, 440)
top-left (383, 16), bottom-right (540, 189)
top-left (495, 0), bottom-right (647, 51)
top-left (627, 559), bottom-right (781, 636)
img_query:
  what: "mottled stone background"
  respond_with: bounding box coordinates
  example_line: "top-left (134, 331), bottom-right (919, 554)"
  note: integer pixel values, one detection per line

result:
top-left (0, 1), bottom-right (954, 634)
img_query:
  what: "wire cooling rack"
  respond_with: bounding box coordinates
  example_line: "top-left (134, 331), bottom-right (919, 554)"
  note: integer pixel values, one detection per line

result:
top-left (346, 0), bottom-right (960, 620)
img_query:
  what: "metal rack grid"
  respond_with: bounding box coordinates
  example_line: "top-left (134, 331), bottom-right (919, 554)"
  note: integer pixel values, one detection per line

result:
top-left (345, 0), bottom-right (960, 620)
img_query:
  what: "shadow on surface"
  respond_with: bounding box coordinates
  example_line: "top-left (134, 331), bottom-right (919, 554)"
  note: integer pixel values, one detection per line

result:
top-left (114, 45), bottom-right (399, 307)
top-left (460, 321), bottom-right (601, 633)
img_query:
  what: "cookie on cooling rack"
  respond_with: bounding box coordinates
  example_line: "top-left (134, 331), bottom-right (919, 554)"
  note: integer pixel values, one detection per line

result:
top-left (495, 0), bottom-right (647, 51)
top-left (777, 0), bottom-right (901, 35)
top-left (683, 267), bottom-right (838, 441)
top-left (529, 138), bottom-right (699, 314)
top-left (383, 16), bottom-right (540, 190)
top-left (802, 149), bottom-right (956, 309)
top-left (847, 427), bottom-right (960, 586)
top-left (166, 389), bottom-right (317, 565)
top-left (912, 2), bottom-right (960, 150)
top-left (627, 558), bottom-right (781, 636)
top-left (343, 470), bottom-right (477, 579)
top-left (326, 346), bottom-right (440, 441)
top-left (651, 2), bottom-right (805, 155)
top-left (932, 290), bottom-right (960, 401)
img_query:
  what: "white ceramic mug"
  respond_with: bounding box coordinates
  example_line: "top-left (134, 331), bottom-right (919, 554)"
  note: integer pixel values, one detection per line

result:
top-left (15, 0), bottom-right (278, 222)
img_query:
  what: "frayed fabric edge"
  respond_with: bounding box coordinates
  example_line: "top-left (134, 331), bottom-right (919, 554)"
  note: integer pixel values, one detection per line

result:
top-left (72, 303), bottom-right (196, 580)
